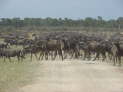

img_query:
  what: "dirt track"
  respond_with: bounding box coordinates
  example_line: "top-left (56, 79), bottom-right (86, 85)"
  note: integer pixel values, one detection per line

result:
top-left (19, 60), bottom-right (123, 92)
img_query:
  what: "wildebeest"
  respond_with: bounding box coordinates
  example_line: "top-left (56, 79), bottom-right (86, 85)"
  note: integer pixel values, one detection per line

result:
top-left (39, 39), bottom-right (64, 60)
top-left (0, 43), bottom-right (9, 49)
top-left (0, 49), bottom-right (25, 62)
top-left (112, 42), bottom-right (123, 66)
top-left (0, 31), bottom-right (122, 66)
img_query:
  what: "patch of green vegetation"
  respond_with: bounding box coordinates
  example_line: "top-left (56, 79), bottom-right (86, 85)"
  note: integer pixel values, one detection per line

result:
top-left (0, 58), bottom-right (40, 92)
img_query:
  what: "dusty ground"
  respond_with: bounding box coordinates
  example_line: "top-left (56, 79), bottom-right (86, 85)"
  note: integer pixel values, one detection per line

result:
top-left (19, 60), bottom-right (123, 92)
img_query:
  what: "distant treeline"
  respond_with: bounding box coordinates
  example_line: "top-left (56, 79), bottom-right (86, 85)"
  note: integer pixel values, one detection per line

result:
top-left (0, 16), bottom-right (123, 28)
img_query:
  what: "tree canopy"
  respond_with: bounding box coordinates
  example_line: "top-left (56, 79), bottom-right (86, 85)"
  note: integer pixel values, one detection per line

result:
top-left (0, 17), bottom-right (123, 28)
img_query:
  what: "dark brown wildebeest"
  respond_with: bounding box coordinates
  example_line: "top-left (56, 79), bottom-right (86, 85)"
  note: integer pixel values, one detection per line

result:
top-left (39, 39), bottom-right (64, 60)
top-left (111, 43), bottom-right (118, 65)
top-left (0, 43), bottom-right (9, 50)
top-left (92, 40), bottom-right (112, 62)
top-left (112, 42), bottom-right (123, 66)
top-left (0, 49), bottom-right (25, 62)
top-left (110, 33), bottom-right (123, 66)
top-left (23, 45), bottom-right (41, 61)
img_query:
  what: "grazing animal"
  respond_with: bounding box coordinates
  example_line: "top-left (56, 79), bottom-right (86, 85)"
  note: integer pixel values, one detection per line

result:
top-left (0, 49), bottom-right (25, 62)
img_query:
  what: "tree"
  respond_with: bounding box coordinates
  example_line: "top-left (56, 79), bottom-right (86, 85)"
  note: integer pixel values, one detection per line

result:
top-left (117, 17), bottom-right (123, 29)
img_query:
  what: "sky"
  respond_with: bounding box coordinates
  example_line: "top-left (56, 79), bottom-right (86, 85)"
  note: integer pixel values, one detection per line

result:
top-left (0, 0), bottom-right (123, 19)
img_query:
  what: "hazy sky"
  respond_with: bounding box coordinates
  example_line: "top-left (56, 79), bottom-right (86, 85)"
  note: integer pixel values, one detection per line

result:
top-left (0, 0), bottom-right (123, 19)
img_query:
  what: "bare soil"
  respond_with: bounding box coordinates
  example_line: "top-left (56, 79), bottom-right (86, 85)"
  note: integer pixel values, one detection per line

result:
top-left (19, 60), bottom-right (123, 92)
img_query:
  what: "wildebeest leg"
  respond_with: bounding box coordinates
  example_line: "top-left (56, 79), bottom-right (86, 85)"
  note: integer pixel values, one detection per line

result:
top-left (63, 50), bottom-right (68, 59)
top-left (75, 51), bottom-right (78, 59)
top-left (17, 56), bottom-right (20, 61)
top-left (83, 50), bottom-right (89, 60)
top-left (87, 51), bottom-right (91, 61)
top-left (50, 51), bottom-right (53, 60)
top-left (53, 50), bottom-right (58, 60)
top-left (97, 53), bottom-right (100, 60)
top-left (83, 51), bottom-right (87, 60)
top-left (118, 56), bottom-right (121, 66)
top-left (45, 51), bottom-right (48, 60)
top-left (8, 57), bottom-right (11, 62)
top-left (75, 49), bottom-right (80, 59)
top-left (3, 56), bottom-right (6, 62)
top-left (51, 51), bottom-right (54, 60)
top-left (34, 54), bottom-right (38, 61)
top-left (113, 55), bottom-right (116, 66)
top-left (30, 53), bottom-right (33, 61)
top-left (113, 58), bottom-right (116, 66)
top-left (39, 52), bottom-right (44, 60)
top-left (108, 53), bottom-right (113, 62)
top-left (70, 50), bottom-right (74, 59)
top-left (58, 49), bottom-right (63, 61)
top-left (93, 52), bottom-right (99, 61)
top-left (41, 53), bottom-right (44, 60)
top-left (102, 52), bottom-right (106, 62)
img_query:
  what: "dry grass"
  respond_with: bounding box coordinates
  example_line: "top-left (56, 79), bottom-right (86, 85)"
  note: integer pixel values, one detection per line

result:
top-left (0, 58), bottom-right (40, 92)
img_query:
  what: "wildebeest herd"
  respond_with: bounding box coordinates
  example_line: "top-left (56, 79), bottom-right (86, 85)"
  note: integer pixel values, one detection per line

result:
top-left (0, 32), bottom-right (123, 66)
